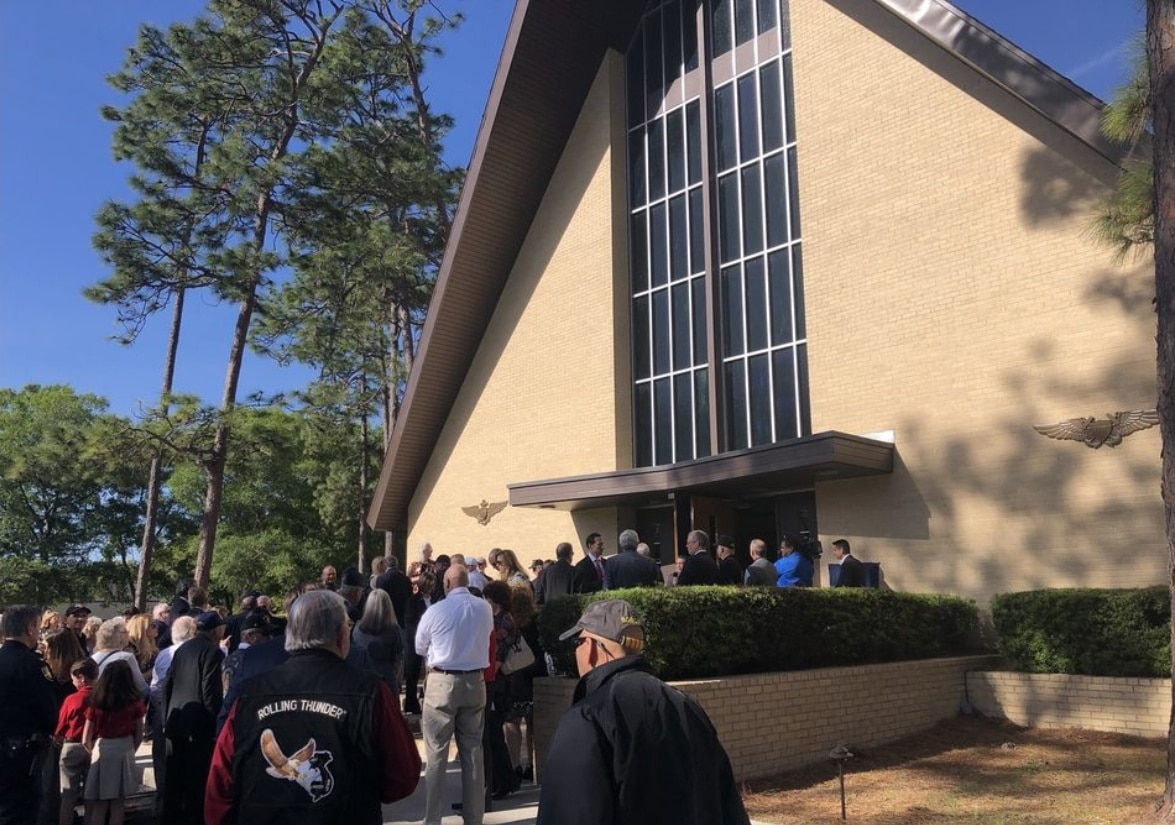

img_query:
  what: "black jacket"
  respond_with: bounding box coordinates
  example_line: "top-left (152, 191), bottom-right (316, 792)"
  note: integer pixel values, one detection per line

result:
top-left (677, 551), bottom-right (720, 586)
top-left (605, 550), bottom-right (661, 589)
top-left (536, 655), bottom-right (748, 825)
top-left (375, 570), bottom-right (413, 627)
top-left (164, 633), bottom-right (224, 741)
top-left (835, 555), bottom-right (867, 587)
top-left (539, 560), bottom-right (575, 604)
top-left (0, 640), bottom-right (57, 739)
top-left (571, 556), bottom-right (604, 594)
top-left (717, 555), bottom-right (744, 586)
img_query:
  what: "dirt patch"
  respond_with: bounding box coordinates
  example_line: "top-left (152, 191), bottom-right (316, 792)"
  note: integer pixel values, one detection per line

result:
top-left (742, 715), bottom-right (1165, 824)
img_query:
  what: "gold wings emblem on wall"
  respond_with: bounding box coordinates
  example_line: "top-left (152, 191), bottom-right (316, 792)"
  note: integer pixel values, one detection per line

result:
top-left (462, 499), bottom-right (507, 526)
top-left (1032, 409), bottom-right (1158, 449)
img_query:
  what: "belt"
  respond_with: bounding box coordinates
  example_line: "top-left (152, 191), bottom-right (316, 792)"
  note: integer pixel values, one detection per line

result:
top-left (429, 667), bottom-right (482, 675)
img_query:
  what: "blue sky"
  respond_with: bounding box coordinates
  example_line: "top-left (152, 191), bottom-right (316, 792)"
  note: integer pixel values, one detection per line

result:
top-left (0, 0), bottom-right (1142, 420)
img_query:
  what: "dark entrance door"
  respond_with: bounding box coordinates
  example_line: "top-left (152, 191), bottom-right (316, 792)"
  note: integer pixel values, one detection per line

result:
top-left (635, 506), bottom-right (675, 564)
top-left (775, 490), bottom-right (819, 583)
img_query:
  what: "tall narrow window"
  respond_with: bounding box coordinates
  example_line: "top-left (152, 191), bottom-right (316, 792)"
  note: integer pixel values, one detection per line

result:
top-left (629, 0), bottom-right (805, 466)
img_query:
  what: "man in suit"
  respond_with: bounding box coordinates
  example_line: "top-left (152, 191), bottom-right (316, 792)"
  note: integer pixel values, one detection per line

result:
top-left (539, 543), bottom-right (576, 604)
top-left (832, 539), bottom-right (867, 587)
top-left (715, 535), bottom-right (744, 586)
top-left (744, 539), bottom-right (777, 586)
top-left (605, 529), bottom-right (661, 589)
top-left (677, 530), bottom-right (720, 586)
top-left (572, 532), bottom-right (606, 594)
top-left (163, 611), bottom-right (225, 824)
top-left (376, 554), bottom-right (414, 627)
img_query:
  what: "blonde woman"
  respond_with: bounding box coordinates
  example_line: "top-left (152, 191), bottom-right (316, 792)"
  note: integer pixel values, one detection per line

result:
top-left (488, 548), bottom-right (531, 590)
top-left (82, 616), bottom-right (102, 651)
top-left (124, 614), bottom-right (158, 680)
top-left (40, 610), bottom-right (62, 638)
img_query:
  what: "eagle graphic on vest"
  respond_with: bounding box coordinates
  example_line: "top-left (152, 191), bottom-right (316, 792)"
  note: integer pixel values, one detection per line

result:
top-left (260, 729), bottom-right (335, 802)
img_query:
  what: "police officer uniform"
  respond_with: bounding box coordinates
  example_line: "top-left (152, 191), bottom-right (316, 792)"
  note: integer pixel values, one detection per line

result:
top-left (0, 632), bottom-right (58, 825)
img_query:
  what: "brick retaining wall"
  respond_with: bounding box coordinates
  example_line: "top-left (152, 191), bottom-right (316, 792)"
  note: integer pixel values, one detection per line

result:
top-left (966, 671), bottom-right (1170, 737)
top-left (533, 655), bottom-right (1002, 782)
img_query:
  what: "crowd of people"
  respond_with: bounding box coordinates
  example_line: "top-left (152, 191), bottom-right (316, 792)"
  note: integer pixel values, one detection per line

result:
top-left (0, 525), bottom-right (857, 824)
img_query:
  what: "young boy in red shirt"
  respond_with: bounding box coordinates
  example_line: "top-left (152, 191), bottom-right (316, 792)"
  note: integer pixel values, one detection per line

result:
top-left (55, 658), bottom-right (98, 825)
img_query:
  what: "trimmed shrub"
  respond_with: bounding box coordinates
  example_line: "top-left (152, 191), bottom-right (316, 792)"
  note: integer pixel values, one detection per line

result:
top-left (537, 586), bottom-right (980, 681)
top-left (991, 587), bottom-right (1170, 677)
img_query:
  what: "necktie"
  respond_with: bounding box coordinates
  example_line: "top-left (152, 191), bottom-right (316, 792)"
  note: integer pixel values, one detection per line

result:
top-left (594, 558), bottom-right (604, 581)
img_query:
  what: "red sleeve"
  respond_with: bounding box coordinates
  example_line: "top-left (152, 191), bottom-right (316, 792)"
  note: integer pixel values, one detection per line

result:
top-left (484, 630), bottom-right (498, 682)
top-left (204, 701), bottom-right (238, 824)
top-left (55, 694), bottom-right (77, 739)
top-left (372, 680), bottom-right (421, 803)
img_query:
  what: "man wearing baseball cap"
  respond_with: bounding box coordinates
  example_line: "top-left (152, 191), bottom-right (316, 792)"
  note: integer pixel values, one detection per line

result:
top-left (536, 600), bottom-right (748, 825)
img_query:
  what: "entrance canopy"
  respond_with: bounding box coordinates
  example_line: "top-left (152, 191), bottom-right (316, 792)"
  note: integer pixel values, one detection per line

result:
top-left (508, 431), bottom-right (893, 511)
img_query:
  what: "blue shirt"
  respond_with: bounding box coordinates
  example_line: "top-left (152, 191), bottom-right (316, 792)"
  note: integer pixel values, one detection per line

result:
top-left (774, 552), bottom-right (813, 587)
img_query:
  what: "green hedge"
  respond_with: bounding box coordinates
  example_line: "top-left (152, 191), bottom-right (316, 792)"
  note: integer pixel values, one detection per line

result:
top-left (990, 586), bottom-right (1170, 677)
top-left (537, 587), bottom-right (980, 681)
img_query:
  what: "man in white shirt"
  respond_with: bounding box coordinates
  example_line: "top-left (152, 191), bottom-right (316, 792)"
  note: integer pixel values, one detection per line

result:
top-left (467, 558), bottom-right (490, 591)
top-left (416, 565), bottom-right (495, 825)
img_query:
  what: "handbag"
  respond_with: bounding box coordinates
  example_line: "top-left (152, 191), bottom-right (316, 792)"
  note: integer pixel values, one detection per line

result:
top-left (500, 634), bottom-right (535, 675)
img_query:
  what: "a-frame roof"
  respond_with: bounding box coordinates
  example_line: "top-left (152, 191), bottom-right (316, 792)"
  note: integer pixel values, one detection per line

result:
top-left (368, 0), bottom-right (1130, 533)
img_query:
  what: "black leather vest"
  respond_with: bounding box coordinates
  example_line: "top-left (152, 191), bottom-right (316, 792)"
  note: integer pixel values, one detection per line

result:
top-left (228, 649), bottom-right (383, 824)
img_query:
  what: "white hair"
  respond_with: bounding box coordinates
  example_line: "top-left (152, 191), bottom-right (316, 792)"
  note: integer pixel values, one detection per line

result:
top-left (95, 617), bottom-right (127, 651)
top-left (285, 590), bottom-right (347, 652)
top-left (171, 615), bottom-right (197, 644)
top-left (152, 603), bottom-right (170, 620)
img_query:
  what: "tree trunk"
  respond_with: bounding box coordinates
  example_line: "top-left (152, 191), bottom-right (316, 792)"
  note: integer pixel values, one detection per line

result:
top-left (134, 288), bottom-right (186, 610)
top-left (1149, 2), bottom-right (1175, 820)
top-left (358, 382), bottom-right (370, 573)
top-left (194, 286), bottom-right (259, 589)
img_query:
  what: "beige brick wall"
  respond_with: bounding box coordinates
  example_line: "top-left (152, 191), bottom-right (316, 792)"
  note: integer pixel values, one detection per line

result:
top-left (967, 671), bottom-right (1170, 737)
top-left (406, 53), bottom-right (631, 564)
top-left (790, 0), bottom-right (1163, 604)
top-left (534, 655), bottom-right (1001, 781)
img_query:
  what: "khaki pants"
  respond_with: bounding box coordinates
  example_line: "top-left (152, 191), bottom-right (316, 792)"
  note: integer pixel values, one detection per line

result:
top-left (422, 672), bottom-right (486, 825)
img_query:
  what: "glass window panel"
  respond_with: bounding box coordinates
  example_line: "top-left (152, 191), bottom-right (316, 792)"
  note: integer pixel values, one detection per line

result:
top-left (631, 211), bottom-right (648, 293)
top-left (634, 294), bottom-right (651, 380)
top-left (688, 187), bottom-right (705, 275)
top-left (741, 163), bottom-right (763, 256)
top-left (711, 0), bottom-right (732, 57)
top-left (674, 372), bottom-right (694, 462)
top-left (724, 360), bottom-right (749, 450)
top-left (650, 202), bottom-right (668, 287)
top-left (635, 381), bottom-right (653, 466)
top-left (792, 243), bottom-right (806, 338)
top-left (780, 0), bottom-right (791, 50)
top-left (684, 0), bottom-right (699, 72)
top-left (797, 341), bottom-right (811, 435)
top-left (714, 83), bottom-right (737, 172)
top-left (694, 368), bottom-right (711, 457)
top-left (768, 248), bottom-right (793, 345)
top-left (672, 280), bottom-right (691, 371)
top-left (718, 173), bottom-right (739, 264)
top-left (737, 73), bottom-right (760, 162)
top-left (692, 276), bottom-right (708, 365)
top-left (721, 264), bottom-right (744, 357)
top-left (760, 61), bottom-right (783, 153)
top-left (749, 353), bottom-right (772, 446)
top-left (669, 194), bottom-right (688, 282)
top-left (758, 0), bottom-right (778, 34)
top-left (764, 152), bottom-right (787, 248)
top-left (654, 377), bottom-right (673, 466)
top-left (787, 146), bottom-right (801, 239)
top-left (734, 0), bottom-right (754, 45)
top-left (628, 127), bottom-right (646, 208)
top-left (744, 255), bottom-right (767, 352)
top-left (627, 30), bottom-right (645, 124)
top-left (772, 348), bottom-right (798, 440)
top-left (664, 1), bottom-right (682, 87)
top-left (652, 287), bottom-right (670, 375)
top-left (686, 100), bottom-right (702, 185)
top-left (649, 118), bottom-right (665, 202)
top-left (783, 54), bottom-right (796, 143)
top-left (645, 9), bottom-right (663, 96)
top-left (667, 109), bottom-right (686, 194)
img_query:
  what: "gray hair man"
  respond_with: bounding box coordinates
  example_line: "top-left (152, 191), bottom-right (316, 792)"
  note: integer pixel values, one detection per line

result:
top-left (206, 590), bottom-right (419, 821)
top-left (603, 528), bottom-right (661, 590)
top-left (537, 600), bottom-right (748, 825)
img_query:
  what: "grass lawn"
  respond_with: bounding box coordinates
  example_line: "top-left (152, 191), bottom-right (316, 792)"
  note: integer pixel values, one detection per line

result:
top-left (742, 715), bottom-right (1165, 824)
